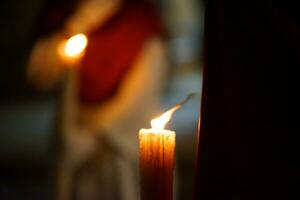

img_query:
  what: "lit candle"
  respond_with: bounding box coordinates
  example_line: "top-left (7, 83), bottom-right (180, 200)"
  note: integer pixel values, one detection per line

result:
top-left (57, 33), bottom-right (88, 65)
top-left (139, 106), bottom-right (180, 200)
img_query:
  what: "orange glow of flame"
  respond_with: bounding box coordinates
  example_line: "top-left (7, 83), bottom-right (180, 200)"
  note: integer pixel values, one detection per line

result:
top-left (64, 33), bottom-right (88, 57)
top-left (150, 105), bottom-right (181, 130)
top-left (58, 33), bottom-right (88, 62)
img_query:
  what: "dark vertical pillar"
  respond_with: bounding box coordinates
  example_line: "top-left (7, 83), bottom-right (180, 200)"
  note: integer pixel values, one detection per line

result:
top-left (195, 0), bottom-right (298, 199)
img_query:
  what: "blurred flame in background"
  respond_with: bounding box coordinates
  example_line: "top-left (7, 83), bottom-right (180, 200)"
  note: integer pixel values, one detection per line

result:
top-left (58, 33), bottom-right (88, 63)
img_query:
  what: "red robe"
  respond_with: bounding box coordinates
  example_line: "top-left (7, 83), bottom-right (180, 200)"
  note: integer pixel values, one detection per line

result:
top-left (79, 1), bottom-right (163, 104)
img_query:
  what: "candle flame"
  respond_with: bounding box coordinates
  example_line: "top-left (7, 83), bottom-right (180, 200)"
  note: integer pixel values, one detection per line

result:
top-left (150, 105), bottom-right (181, 130)
top-left (149, 93), bottom-right (196, 131)
top-left (64, 33), bottom-right (88, 57)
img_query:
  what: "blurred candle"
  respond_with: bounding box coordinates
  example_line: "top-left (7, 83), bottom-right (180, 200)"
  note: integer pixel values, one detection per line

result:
top-left (139, 106), bottom-right (179, 200)
top-left (58, 33), bottom-right (88, 65)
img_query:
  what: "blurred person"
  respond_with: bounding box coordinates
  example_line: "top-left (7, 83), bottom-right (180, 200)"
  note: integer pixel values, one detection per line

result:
top-left (27, 0), bottom-right (168, 199)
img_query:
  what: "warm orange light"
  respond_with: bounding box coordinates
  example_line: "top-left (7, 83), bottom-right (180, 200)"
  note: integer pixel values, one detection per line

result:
top-left (150, 105), bottom-right (181, 130)
top-left (140, 107), bottom-right (178, 200)
top-left (57, 33), bottom-right (88, 64)
top-left (64, 34), bottom-right (88, 57)
top-left (139, 95), bottom-right (195, 199)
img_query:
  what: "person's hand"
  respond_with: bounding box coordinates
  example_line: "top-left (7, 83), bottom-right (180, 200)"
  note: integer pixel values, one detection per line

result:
top-left (27, 33), bottom-right (67, 90)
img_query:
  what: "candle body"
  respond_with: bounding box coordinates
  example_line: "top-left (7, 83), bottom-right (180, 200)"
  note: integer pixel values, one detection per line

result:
top-left (139, 129), bottom-right (175, 200)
